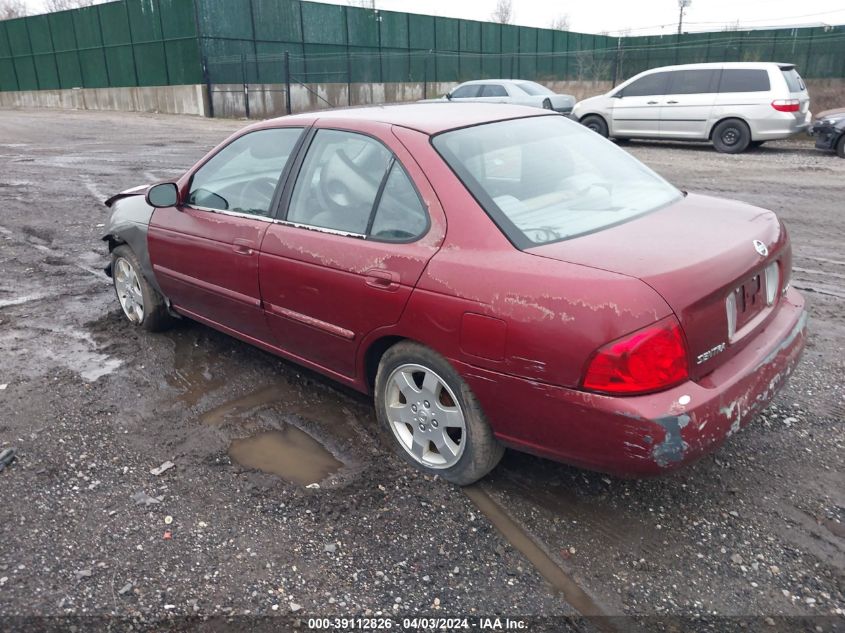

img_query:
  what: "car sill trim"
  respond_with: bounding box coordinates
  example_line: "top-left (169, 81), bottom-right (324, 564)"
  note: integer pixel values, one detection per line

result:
top-left (153, 264), bottom-right (261, 308)
top-left (265, 301), bottom-right (356, 340)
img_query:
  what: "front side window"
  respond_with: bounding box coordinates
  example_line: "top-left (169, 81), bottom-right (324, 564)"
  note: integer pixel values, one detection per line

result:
top-left (481, 84), bottom-right (508, 97)
top-left (719, 69), bottom-right (771, 93)
top-left (433, 116), bottom-right (682, 247)
top-left (451, 84), bottom-right (482, 99)
top-left (188, 128), bottom-right (302, 217)
top-left (620, 72), bottom-right (669, 97)
top-left (287, 130), bottom-right (392, 235)
top-left (666, 69), bottom-right (719, 95)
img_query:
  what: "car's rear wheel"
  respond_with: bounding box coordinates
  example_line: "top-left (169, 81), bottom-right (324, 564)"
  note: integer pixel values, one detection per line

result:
top-left (712, 119), bottom-right (751, 153)
top-left (111, 245), bottom-right (171, 332)
top-left (375, 342), bottom-right (504, 485)
top-left (836, 134), bottom-right (845, 158)
top-left (580, 114), bottom-right (609, 138)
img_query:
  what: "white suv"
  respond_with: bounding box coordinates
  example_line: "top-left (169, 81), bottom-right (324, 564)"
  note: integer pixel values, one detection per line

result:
top-left (572, 62), bottom-right (811, 153)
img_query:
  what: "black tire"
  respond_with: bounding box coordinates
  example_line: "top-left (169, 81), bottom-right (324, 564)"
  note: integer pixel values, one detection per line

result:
top-left (836, 134), bottom-right (845, 159)
top-left (111, 245), bottom-right (172, 332)
top-left (374, 341), bottom-right (504, 486)
top-left (712, 118), bottom-right (751, 154)
top-left (542, 98), bottom-right (553, 110)
top-left (580, 114), bottom-right (609, 138)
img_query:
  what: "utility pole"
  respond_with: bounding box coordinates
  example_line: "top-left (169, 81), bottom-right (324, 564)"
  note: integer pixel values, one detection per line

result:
top-left (677, 0), bottom-right (691, 34)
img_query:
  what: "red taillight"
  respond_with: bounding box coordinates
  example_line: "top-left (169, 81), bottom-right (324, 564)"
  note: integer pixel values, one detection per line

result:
top-left (582, 316), bottom-right (689, 395)
top-left (771, 99), bottom-right (800, 112)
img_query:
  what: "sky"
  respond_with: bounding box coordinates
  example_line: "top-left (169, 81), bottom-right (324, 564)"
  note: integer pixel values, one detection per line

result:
top-left (20, 0), bottom-right (845, 35)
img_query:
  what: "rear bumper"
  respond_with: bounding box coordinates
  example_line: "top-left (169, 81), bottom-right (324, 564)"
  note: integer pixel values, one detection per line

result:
top-left (751, 110), bottom-right (812, 140)
top-left (459, 288), bottom-right (807, 477)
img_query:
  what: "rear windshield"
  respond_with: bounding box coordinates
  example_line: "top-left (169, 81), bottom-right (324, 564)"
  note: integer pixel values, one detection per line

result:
top-left (719, 69), bottom-right (771, 93)
top-left (781, 68), bottom-right (806, 92)
top-left (432, 117), bottom-right (682, 248)
top-left (516, 82), bottom-right (553, 96)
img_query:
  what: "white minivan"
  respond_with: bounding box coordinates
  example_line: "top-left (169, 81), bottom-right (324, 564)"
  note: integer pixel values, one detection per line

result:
top-left (571, 62), bottom-right (811, 153)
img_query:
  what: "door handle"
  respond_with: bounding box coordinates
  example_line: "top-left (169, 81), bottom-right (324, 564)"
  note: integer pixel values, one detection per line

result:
top-left (667, 100), bottom-right (679, 104)
top-left (647, 100), bottom-right (659, 105)
top-left (365, 268), bottom-right (400, 291)
top-left (232, 238), bottom-right (254, 256)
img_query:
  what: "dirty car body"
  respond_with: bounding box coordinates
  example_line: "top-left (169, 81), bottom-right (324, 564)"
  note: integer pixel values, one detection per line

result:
top-left (102, 102), bottom-right (806, 478)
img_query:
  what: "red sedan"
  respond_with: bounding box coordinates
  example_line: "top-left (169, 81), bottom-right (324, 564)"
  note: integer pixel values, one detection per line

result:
top-left (103, 104), bottom-right (807, 484)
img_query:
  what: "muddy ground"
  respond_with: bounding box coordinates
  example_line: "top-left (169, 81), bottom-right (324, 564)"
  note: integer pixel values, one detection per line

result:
top-left (0, 109), bottom-right (843, 632)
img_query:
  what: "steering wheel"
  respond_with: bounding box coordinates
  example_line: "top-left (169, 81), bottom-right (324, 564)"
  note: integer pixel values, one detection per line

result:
top-left (237, 177), bottom-right (278, 213)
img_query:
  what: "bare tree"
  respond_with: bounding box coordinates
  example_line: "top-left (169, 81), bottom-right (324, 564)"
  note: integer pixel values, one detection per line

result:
top-left (43, 0), bottom-right (102, 12)
top-left (490, 0), bottom-right (512, 24)
top-left (549, 13), bottom-right (570, 31)
top-left (0, 0), bottom-right (27, 19)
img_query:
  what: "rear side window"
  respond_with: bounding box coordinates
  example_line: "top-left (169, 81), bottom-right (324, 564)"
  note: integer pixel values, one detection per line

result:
top-left (369, 164), bottom-right (428, 242)
top-left (480, 84), bottom-right (508, 97)
top-left (666, 69), bottom-right (719, 94)
top-left (286, 129), bottom-right (427, 242)
top-left (719, 69), bottom-right (771, 93)
top-left (620, 72), bottom-right (670, 97)
top-left (782, 68), bottom-right (806, 92)
top-left (451, 84), bottom-right (482, 98)
top-left (287, 130), bottom-right (392, 235)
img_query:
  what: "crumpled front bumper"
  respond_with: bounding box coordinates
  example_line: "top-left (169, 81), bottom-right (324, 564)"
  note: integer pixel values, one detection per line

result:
top-left (808, 120), bottom-right (841, 150)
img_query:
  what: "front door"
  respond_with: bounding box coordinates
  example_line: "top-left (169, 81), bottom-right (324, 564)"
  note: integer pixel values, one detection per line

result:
top-left (611, 71), bottom-right (669, 137)
top-left (259, 124), bottom-right (445, 380)
top-left (148, 127), bottom-right (304, 342)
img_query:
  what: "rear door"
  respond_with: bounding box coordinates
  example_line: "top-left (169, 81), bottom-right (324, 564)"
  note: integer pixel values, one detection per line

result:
top-left (474, 83), bottom-right (511, 104)
top-left (611, 71), bottom-right (669, 137)
top-left (659, 69), bottom-right (719, 138)
top-left (258, 122), bottom-right (446, 379)
top-left (148, 127), bottom-right (303, 342)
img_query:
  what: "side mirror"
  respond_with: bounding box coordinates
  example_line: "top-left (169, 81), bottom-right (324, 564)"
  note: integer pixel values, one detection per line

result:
top-left (445, 92), bottom-right (452, 100)
top-left (611, 91), bottom-right (623, 99)
top-left (146, 182), bottom-right (179, 208)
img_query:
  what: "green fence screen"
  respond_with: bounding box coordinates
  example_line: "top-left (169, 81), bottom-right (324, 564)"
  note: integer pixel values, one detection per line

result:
top-left (1, 0), bottom-right (844, 93)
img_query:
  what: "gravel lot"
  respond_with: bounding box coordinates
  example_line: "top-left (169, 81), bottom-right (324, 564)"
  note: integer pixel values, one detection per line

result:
top-left (0, 109), bottom-right (842, 632)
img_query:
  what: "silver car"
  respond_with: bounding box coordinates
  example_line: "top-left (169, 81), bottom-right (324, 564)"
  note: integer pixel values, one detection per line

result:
top-left (442, 80), bottom-right (575, 114)
top-left (572, 62), bottom-right (811, 153)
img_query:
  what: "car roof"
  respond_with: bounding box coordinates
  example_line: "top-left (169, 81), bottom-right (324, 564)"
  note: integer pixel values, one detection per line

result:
top-left (638, 61), bottom-right (796, 73)
top-left (264, 102), bottom-right (554, 135)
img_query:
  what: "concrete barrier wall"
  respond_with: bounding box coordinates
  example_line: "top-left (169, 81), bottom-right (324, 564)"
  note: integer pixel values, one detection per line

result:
top-left (1, 78), bottom-right (840, 119)
top-left (0, 85), bottom-right (209, 116)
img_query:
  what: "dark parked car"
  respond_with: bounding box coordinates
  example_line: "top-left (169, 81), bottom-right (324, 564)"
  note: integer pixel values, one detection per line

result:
top-left (103, 103), bottom-right (807, 485)
top-left (809, 108), bottom-right (845, 157)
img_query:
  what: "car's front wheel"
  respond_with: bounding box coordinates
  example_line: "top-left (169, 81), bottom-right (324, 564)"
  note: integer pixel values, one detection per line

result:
top-left (111, 245), bottom-right (172, 331)
top-left (836, 134), bottom-right (845, 158)
top-left (712, 118), bottom-right (751, 153)
top-left (580, 114), bottom-right (609, 138)
top-left (375, 342), bottom-right (504, 485)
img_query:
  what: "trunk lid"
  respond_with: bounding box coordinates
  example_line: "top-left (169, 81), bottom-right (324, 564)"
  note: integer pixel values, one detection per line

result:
top-left (528, 193), bottom-right (789, 380)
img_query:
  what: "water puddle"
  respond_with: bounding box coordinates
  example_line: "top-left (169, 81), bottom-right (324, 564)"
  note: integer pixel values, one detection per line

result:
top-left (166, 334), bottom-right (226, 406)
top-left (463, 485), bottom-right (606, 619)
top-left (228, 428), bottom-right (342, 486)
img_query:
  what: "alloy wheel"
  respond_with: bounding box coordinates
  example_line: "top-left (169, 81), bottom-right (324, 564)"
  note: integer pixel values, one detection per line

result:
top-left (384, 363), bottom-right (466, 469)
top-left (114, 257), bottom-right (145, 324)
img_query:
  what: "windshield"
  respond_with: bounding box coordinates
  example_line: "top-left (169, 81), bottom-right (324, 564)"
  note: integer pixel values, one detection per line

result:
top-left (516, 81), bottom-right (554, 96)
top-left (432, 116), bottom-right (682, 247)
